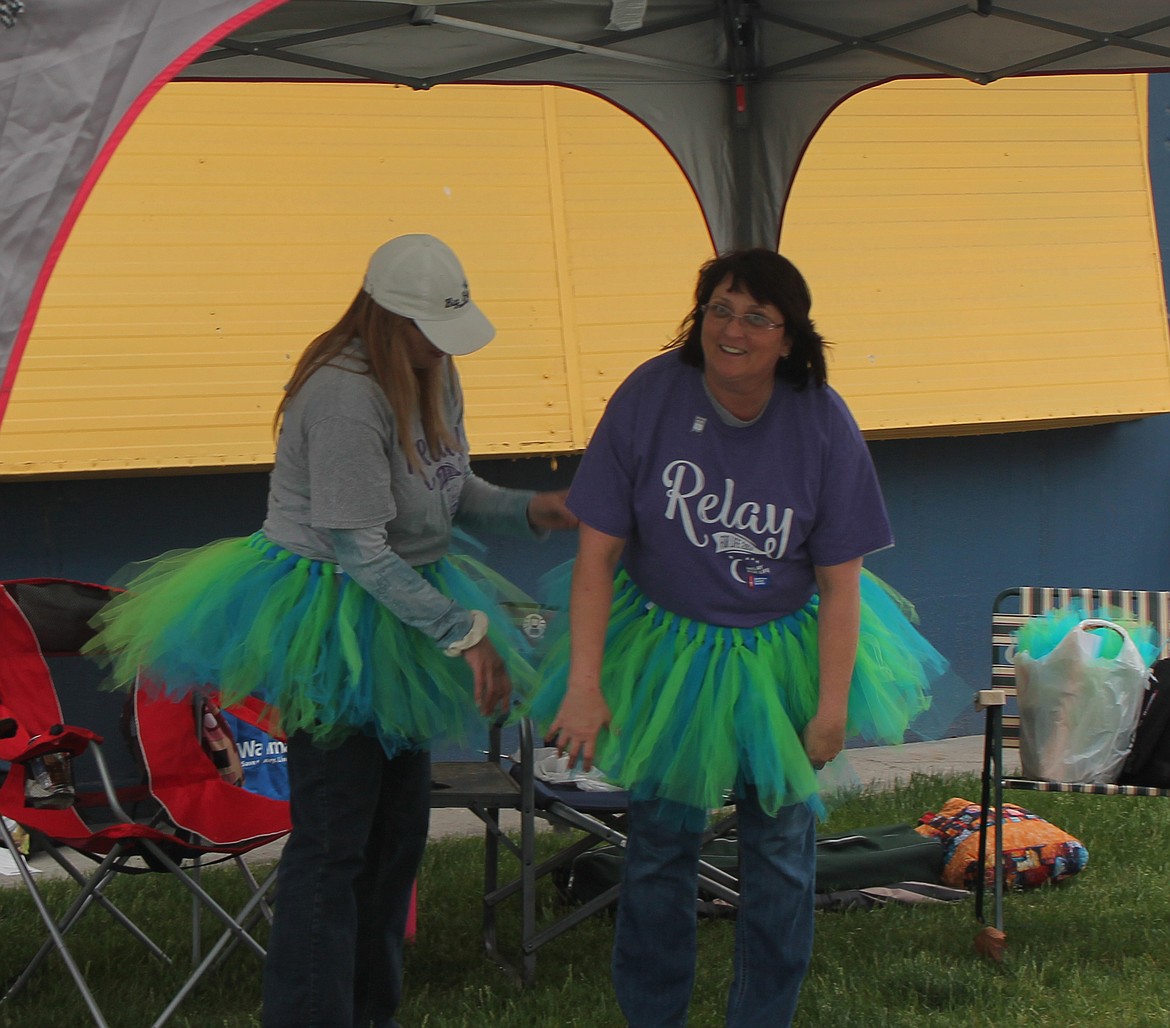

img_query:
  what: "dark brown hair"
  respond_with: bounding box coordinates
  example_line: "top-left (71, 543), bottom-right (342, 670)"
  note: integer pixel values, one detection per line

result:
top-left (666, 248), bottom-right (829, 389)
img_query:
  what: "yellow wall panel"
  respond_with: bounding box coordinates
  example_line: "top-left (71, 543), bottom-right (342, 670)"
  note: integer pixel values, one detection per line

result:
top-left (0, 80), bottom-right (711, 476)
top-left (1, 74), bottom-right (1168, 476)
top-left (783, 76), bottom-right (1170, 437)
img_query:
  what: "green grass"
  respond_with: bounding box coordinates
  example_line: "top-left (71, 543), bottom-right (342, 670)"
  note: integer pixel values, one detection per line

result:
top-left (2, 772), bottom-right (1169, 1026)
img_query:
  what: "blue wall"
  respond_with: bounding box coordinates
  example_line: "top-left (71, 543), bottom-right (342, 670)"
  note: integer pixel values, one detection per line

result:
top-left (0, 457), bottom-right (579, 594)
top-left (868, 416), bottom-right (1170, 733)
top-left (1151, 73), bottom-right (1170, 304)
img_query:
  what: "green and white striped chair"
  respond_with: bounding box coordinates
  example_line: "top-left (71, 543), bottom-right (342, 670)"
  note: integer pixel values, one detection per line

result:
top-left (975, 586), bottom-right (1170, 937)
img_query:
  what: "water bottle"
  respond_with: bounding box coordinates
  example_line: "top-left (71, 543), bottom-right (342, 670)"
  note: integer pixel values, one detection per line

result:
top-left (203, 709), bottom-right (243, 786)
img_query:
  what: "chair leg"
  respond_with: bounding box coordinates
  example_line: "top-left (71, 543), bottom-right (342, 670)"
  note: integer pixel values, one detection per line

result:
top-left (232, 854), bottom-right (276, 924)
top-left (992, 725), bottom-right (1006, 934)
top-left (7, 840), bottom-right (175, 1005)
top-left (34, 842), bottom-right (169, 960)
top-left (518, 752), bottom-right (537, 985)
top-left (477, 799), bottom-right (539, 984)
top-left (975, 713), bottom-right (995, 923)
top-left (473, 716), bottom-right (540, 985)
top-left (975, 701), bottom-right (1008, 934)
top-left (979, 703), bottom-right (1008, 935)
top-left (149, 862), bottom-right (280, 1028)
top-left (136, 840), bottom-right (267, 959)
top-left (526, 882), bottom-right (624, 952)
top-left (481, 805), bottom-right (502, 968)
top-left (695, 860), bottom-right (740, 904)
top-left (190, 857), bottom-right (201, 966)
top-left (0, 820), bottom-right (110, 1028)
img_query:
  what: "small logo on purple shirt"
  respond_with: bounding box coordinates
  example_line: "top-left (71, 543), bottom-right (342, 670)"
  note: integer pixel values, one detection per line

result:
top-left (729, 557), bottom-right (771, 588)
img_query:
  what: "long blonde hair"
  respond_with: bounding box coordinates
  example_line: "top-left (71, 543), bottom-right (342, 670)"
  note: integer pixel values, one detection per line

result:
top-left (275, 289), bottom-right (458, 472)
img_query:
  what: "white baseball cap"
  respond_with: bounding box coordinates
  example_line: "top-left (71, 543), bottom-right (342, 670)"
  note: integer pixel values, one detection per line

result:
top-left (363, 234), bottom-right (495, 355)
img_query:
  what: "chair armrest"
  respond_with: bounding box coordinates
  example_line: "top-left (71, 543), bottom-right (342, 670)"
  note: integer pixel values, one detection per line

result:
top-left (13, 725), bottom-right (101, 762)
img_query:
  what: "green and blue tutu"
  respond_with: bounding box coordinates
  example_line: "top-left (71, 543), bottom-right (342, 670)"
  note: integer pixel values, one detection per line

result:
top-left (83, 532), bottom-right (538, 758)
top-left (527, 567), bottom-right (943, 830)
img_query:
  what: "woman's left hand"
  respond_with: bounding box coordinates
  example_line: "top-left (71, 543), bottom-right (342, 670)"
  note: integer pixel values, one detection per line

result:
top-left (462, 636), bottom-right (513, 718)
top-left (527, 490), bottom-right (578, 531)
top-left (802, 713), bottom-right (847, 771)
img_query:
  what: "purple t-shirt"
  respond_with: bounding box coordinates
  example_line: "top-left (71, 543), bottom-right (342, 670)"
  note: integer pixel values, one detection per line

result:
top-left (568, 352), bottom-right (893, 628)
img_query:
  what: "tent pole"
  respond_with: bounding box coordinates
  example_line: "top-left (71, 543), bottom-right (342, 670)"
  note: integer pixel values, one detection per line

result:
top-left (724, 1), bottom-right (760, 249)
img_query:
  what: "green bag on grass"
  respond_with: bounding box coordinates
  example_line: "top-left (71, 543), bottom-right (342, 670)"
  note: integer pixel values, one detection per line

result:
top-left (562, 823), bottom-right (945, 908)
top-left (814, 823), bottom-right (944, 892)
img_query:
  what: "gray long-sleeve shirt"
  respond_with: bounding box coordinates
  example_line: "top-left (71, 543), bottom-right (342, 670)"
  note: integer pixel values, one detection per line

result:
top-left (262, 341), bottom-right (536, 646)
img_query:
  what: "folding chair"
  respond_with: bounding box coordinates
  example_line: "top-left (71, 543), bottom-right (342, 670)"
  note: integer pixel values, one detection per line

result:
top-left (974, 586), bottom-right (1170, 941)
top-left (0, 577), bottom-right (291, 1028)
top-left (430, 715), bottom-right (740, 984)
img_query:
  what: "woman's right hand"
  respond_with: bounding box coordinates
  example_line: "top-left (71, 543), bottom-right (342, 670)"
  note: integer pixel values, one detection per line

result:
top-left (548, 683), bottom-right (612, 771)
top-left (548, 526), bottom-right (623, 772)
top-left (462, 637), bottom-right (512, 718)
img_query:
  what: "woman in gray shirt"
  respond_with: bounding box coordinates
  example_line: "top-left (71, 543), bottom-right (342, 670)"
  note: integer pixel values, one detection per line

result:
top-left (86, 234), bottom-right (575, 1027)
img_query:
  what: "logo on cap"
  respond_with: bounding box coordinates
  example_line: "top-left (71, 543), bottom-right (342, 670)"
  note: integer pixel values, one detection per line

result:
top-left (445, 286), bottom-right (471, 310)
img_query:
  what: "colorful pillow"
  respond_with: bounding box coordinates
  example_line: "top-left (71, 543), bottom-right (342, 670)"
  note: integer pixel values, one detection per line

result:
top-left (914, 796), bottom-right (1088, 890)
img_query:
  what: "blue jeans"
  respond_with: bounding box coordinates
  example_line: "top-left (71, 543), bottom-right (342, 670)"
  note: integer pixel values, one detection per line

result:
top-left (612, 788), bottom-right (816, 1028)
top-left (261, 731), bottom-right (430, 1028)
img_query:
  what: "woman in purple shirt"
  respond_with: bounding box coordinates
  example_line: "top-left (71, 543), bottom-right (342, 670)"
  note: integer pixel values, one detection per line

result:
top-left (534, 248), bottom-right (944, 1027)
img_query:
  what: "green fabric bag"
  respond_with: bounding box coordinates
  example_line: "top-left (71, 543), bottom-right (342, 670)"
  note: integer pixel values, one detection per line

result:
top-left (562, 823), bottom-right (945, 908)
top-left (814, 823), bottom-right (944, 892)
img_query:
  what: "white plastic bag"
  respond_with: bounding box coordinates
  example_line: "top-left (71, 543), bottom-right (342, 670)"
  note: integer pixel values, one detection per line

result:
top-left (1013, 618), bottom-right (1149, 784)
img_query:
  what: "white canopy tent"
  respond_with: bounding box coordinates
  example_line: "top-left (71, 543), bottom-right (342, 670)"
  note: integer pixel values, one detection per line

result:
top-left (4, 0), bottom-right (1170, 422)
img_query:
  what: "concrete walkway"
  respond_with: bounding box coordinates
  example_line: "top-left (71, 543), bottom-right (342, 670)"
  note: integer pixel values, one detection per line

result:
top-left (840, 733), bottom-right (992, 791)
top-left (0, 735), bottom-right (1002, 885)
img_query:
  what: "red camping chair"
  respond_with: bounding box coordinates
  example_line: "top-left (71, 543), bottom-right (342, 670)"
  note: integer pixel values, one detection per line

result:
top-left (0, 578), bottom-right (291, 1028)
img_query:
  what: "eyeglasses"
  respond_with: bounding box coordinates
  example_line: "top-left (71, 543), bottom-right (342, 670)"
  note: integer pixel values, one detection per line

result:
top-left (700, 302), bottom-right (784, 333)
